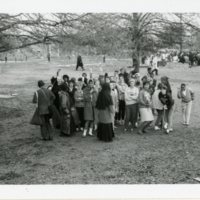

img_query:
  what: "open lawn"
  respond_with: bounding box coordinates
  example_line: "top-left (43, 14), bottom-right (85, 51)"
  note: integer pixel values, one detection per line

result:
top-left (0, 57), bottom-right (200, 184)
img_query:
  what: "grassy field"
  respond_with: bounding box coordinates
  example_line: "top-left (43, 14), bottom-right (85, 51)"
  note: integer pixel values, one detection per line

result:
top-left (0, 57), bottom-right (200, 184)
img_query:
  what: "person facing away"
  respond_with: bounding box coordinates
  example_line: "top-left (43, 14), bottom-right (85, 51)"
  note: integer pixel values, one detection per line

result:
top-left (177, 83), bottom-right (194, 126)
top-left (32, 80), bottom-right (55, 141)
top-left (124, 78), bottom-right (139, 132)
top-left (96, 83), bottom-right (115, 142)
top-left (76, 55), bottom-right (84, 71)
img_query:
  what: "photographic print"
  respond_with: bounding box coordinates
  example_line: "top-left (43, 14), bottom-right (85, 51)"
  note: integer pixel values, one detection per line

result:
top-left (0, 1), bottom-right (200, 199)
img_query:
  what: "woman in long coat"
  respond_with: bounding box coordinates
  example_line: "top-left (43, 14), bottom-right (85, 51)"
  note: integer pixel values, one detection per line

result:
top-left (32, 80), bottom-right (55, 140)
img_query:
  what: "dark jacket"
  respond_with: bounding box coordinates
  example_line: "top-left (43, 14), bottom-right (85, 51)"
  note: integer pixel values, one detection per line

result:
top-left (32, 87), bottom-right (55, 115)
top-left (159, 92), bottom-right (174, 109)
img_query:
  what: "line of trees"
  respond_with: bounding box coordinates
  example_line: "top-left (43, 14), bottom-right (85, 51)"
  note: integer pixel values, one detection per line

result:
top-left (1, 13), bottom-right (200, 70)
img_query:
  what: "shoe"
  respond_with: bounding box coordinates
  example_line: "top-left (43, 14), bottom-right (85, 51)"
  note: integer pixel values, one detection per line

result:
top-left (82, 129), bottom-right (87, 137)
top-left (166, 129), bottom-right (170, 134)
top-left (94, 125), bottom-right (97, 131)
top-left (80, 127), bottom-right (83, 131)
top-left (135, 122), bottom-right (138, 128)
top-left (185, 123), bottom-right (189, 126)
top-left (182, 122), bottom-right (186, 125)
top-left (154, 126), bottom-right (160, 131)
top-left (124, 128), bottom-right (128, 132)
top-left (164, 123), bottom-right (168, 129)
top-left (131, 128), bottom-right (134, 132)
top-left (88, 128), bottom-right (93, 136)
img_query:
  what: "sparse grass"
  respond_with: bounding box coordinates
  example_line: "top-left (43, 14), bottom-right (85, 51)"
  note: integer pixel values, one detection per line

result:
top-left (0, 58), bottom-right (200, 184)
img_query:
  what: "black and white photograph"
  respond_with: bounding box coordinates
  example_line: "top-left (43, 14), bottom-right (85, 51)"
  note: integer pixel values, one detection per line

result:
top-left (1, 0), bottom-right (200, 198)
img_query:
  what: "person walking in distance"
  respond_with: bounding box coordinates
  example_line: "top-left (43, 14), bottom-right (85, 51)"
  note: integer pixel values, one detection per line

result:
top-left (76, 55), bottom-right (84, 71)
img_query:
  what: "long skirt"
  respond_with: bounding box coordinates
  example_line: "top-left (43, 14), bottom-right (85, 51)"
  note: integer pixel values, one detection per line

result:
top-left (60, 111), bottom-right (71, 136)
top-left (139, 107), bottom-right (154, 122)
top-left (40, 114), bottom-right (53, 140)
top-left (97, 123), bottom-right (114, 142)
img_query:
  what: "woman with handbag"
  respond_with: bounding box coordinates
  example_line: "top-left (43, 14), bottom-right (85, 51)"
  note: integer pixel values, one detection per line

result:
top-left (32, 80), bottom-right (55, 141)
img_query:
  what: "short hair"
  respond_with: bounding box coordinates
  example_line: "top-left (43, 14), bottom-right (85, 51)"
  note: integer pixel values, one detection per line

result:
top-left (63, 74), bottom-right (69, 80)
top-left (78, 77), bottom-right (83, 82)
top-left (181, 83), bottom-right (186, 87)
top-left (38, 80), bottom-right (45, 88)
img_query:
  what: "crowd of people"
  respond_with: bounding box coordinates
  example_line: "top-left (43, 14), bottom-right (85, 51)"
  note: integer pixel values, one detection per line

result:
top-left (31, 65), bottom-right (194, 142)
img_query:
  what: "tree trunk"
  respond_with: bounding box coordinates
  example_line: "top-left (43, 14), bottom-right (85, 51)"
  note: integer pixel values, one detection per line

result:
top-left (132, 42), bottom-right (140, 73)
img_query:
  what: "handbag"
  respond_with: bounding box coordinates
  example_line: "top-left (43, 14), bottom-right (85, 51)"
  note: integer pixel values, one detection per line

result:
top-left (30, 91), bottom-right (43, 126)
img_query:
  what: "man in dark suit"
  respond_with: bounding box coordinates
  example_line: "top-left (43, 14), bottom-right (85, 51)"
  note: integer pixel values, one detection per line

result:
top-left (32, 80), bottom-right (55, 140)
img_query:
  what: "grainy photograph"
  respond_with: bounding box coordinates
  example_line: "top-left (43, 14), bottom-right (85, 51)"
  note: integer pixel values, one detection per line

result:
top-left (0, 12), bottom-right (200, 185)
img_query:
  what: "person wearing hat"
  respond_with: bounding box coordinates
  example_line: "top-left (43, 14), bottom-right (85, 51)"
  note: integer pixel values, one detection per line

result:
top-left (32, 80), bottom-right (55, 140)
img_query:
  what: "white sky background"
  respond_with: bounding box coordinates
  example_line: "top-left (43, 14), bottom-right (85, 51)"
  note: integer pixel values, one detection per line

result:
top-left (1, 0), bottom-right (200, 199)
